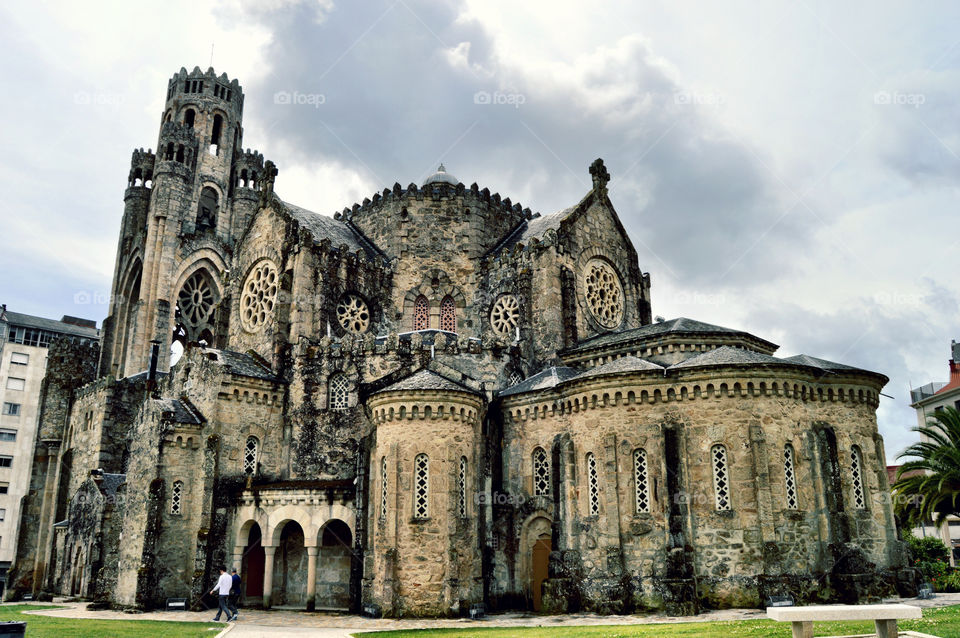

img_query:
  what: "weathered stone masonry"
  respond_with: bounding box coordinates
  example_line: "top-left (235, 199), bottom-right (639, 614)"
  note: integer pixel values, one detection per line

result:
top-left (8, 66), bottom-right (914, 615)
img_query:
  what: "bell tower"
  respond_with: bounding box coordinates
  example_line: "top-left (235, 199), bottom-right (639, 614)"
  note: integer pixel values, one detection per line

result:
top-left (101, 67), bottom-right (252, 377)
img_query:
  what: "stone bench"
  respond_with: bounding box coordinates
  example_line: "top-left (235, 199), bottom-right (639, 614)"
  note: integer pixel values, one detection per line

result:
top-left (766, 603), bottom-right (922, 638)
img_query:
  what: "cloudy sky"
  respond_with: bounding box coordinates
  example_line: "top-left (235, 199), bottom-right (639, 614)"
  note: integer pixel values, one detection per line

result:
top-left (1, 1), bottom-right (958, 456)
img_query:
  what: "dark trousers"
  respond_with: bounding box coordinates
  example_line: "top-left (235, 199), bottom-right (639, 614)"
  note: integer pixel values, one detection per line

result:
top-left (215, 594), bottom-right (237, 619)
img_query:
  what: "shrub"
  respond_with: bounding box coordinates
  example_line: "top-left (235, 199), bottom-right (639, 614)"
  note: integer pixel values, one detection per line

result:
top-left (906, 532), bottom-right (950, 564)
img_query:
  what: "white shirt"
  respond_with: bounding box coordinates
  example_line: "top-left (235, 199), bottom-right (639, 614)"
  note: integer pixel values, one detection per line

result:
top-left (216, 573), bottom-right (233, 595)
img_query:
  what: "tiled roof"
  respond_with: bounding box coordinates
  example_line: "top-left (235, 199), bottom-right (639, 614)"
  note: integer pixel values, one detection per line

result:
top-left (781, 354), bottom-right (861, 372)
top-left (570, 317), bottom-right (771, 352)
top-left (200, 348), bottom-right (283, 382)
top-left (499, 366), bottom-right (581, 397)
top-left (574, 355), bottom-right (664, 380)
top-left (374, 369), bottom-right (478, 395)
top-left (488, 205), bottom-right (577, 256)
top-left (669, 346), bottom-right (787, 369)
top-left (154, 398), bottom-right (204, 425)
top-left (100, 473), bottom-right (126, 497)
top-left (2, 310), bottom-right (100, 340)
top-left (281, 199), bottom-right (382, 258)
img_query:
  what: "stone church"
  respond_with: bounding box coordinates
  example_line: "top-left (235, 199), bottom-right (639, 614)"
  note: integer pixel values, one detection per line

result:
top-left (10, 67), bottom-right (915, 616)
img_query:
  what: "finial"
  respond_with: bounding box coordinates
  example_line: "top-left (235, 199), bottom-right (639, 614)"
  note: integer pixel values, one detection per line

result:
top-left (437, 163), bottom-right (446, 172)
top-left (589, 158), bottom-right (610, 193)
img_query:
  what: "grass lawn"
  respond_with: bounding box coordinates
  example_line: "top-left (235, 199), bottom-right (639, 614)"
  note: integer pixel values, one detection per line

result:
top-left (0, 604), bottom-right (221, 637)
top-left (357, 604), bottom-right (960, 638)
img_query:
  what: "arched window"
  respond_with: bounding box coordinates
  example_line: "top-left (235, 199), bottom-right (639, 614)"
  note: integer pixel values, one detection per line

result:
top-left (634, 448), bottom-right (650, 513)
top-left (379, 456), bottom-right (388, 521)
top-left (533, 447), bottom-right (550, 496)
top-left (457, 456), bottom-right (468, 518)
top-left (184, 108), bottom-right (195, 128)
top-left (784, 444), bottom-right (798, 509)
top-left (243, 437), bottom-right (259, 475)
top-left (328, 373), bottom-right (349, 411)
top-left (440, 296), bottom-right (456, 332)
top-left (851, 446), bottom-right (866, 509)
top-left (414, 454), bottom-right (429, 519)
top-left (586, 452), bottom-right (600, 515)
top-left (414, 295), bottom-right (429, 330)
top-left (170, 480), bottom-right (183, 515)
top-left (711, 444), bottom-right (730, 511)
top-left (196, 187), bottom-right (218, 231)
top-left (211, 114), bottom-right (223, 147)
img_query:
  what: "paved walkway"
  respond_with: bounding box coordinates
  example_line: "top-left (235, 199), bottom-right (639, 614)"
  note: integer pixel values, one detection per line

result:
top-left (12, 593), bottom-right (960, 637)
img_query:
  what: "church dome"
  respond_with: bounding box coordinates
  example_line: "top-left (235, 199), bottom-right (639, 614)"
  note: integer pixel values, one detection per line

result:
top-left (422, 164), bottom-right (459, 186)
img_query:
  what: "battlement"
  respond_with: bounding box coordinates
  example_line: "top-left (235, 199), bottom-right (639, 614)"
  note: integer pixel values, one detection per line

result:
top-left (127, 148), bottom-right (156, 188)
top-left (166, 66), bottom-right (243, 114)
top-left (157, 121), bottom-right (199, 171)
top-left (333, 180), bottom-right (538, 225)
top-left (232, 149), bottom-right (266, 191)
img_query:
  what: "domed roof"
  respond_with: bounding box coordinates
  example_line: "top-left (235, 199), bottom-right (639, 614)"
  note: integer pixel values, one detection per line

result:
top-left (422, 164), bottom-right (459, 186)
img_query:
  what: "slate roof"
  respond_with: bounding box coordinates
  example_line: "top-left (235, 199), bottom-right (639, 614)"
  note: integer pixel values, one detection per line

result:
top-left (566, 317), bottom-right (778, 353)
top-left (281, 199), bottom-right (382, 258)
top-left (154, 398), bottom-right (204, 425)
top-left (781, 354), bottom-right (861, 372)
top-left (374, 369), bottom-right (479, 395)
top-left (669, 346), bottom-right (788, 370)
top-left (499, 366), bottom-right (581, 397)
top-left (574, 355), bottom-right (664, 380)
top-left (100, 473), bottom-right (126, 497)
top-left (2, 310), bottom-right (100, 340)
top-left (201, 348), bottom-right (283, 382)
top-left (488, 205), bottom-right (578, 256)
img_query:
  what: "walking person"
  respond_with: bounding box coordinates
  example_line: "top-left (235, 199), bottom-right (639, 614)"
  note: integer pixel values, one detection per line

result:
top-left (209, 566), bottom-right (238, 622)
top-left (229, 568), bottom-right (242, 621)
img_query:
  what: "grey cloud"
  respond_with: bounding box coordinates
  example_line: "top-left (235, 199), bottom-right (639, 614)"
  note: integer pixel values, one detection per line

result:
top-left (236, 0), bottom-right (806, 285)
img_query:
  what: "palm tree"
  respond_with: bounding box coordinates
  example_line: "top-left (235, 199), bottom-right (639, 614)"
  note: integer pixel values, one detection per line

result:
top-left (893, 406), bottom-right (960, 528)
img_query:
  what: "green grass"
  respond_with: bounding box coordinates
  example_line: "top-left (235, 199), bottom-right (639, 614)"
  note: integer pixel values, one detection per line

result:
top-left (0, 604), bottom-right (221, 637)
top-left (356, 604), bottom-right (960, 637)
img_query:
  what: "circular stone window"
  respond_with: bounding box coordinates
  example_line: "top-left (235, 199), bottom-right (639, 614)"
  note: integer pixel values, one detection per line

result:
top-left (240, 259), bottom-right (279, 332)
top-left (336, 293), bottom-right (371, 334)
top-left (490, 294), bottom-right (520, 336)
top-left (582, 258), bottom-right (624, 329)
top-left (177, 271), bottom-right (215, 329)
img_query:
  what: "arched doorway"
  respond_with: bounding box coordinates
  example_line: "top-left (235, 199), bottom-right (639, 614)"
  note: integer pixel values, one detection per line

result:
top-left (274, 521), bottom-right (307, 607)
top-left (531, 534), bottom-right (551, 611)
top-left (519, 515), bottom-right (552, 612)
top-left (317, 519), bottom-right (352, 610)
top-left (242, 523), bottom-right (265, 599)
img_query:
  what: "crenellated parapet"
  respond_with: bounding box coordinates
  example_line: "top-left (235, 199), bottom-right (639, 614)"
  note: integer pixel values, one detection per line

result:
top-left (127, 148), bottom-right (156, 189)
top-left (231, 148), bottom-right (265, 194)
top-left (165, 66), bottom-right (244, 119)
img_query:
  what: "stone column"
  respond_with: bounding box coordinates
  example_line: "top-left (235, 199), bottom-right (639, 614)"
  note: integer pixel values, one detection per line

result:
top-left (306, 546), bottom-right (318, 611)
top-left (262, 546), bottom-right (276, 608)
top-left (232, 546), bottom-right (244, 573)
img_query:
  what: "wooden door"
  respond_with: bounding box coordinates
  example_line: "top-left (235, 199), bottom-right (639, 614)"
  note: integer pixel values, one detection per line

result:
top-left (531, 534), bottom-right (551, 611)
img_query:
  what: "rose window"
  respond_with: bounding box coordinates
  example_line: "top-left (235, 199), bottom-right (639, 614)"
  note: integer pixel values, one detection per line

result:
top-left (490, 294), bottom-right (520, 336)
top-left (582, 258), bottom-right (624, 329)
top-left (336, 293), bottom-right (370, 334)
top-left (240, 259), bottom-right (279, 332)
top-left (177, 271), bottom-right (215, 330)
